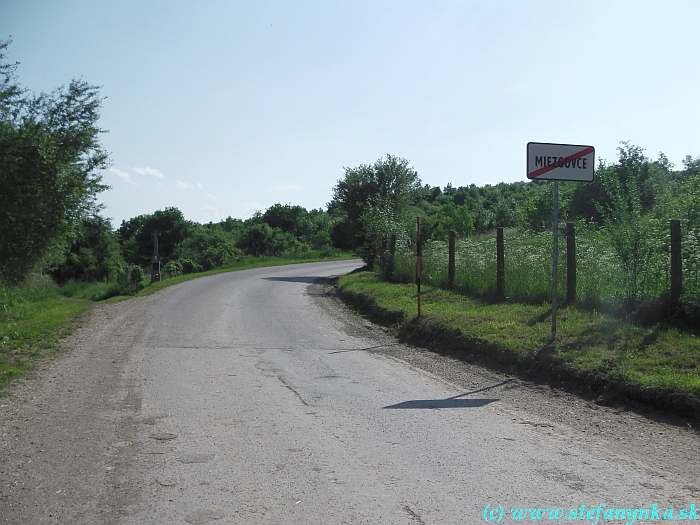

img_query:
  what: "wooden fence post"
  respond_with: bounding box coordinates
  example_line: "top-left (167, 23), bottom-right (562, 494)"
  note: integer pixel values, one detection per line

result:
top-left (496, 227), bottom-right (505, 301)
top-left (566, 222), bottom-right (576, 305)
top-left (671, 219), bottom-right (682, 309)
top-left (448, 230), bottom-right (455, 290)
top-left (416, 217), bottom-right (421, 318)
top-left (385, 234), bottom-right (396, 280)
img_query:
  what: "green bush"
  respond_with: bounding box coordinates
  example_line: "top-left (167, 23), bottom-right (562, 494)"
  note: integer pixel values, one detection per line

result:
top-left (163, 260), bottom-right (183, 278)
top-left (177, 258), bottom-right (202, 274)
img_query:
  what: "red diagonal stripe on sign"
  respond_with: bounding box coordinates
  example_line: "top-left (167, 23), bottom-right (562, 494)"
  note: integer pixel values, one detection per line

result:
top-left (529, 146), bottom-right (594, 179)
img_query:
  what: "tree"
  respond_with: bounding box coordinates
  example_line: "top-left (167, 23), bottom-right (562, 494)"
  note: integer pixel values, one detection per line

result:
top-left (596, 143), bottom-right (664, 304)
top-left (118, 208), bottom-right (193, 265)
top-left (0, 40), bottom-right (110, 282)
top-left (330, 154), bottom-right (422, 264)
top-left (519, 182), bottom-right (553, 233)
top-left (421, 203), bottom-right (474, 241)
top-left (682, 155), bottom-right (700, 176)
top-left (306, 208), bottom-right (335, 249)
top-left (262, 204), bottom-right (313, 240)
top-left (237, 223), bottom-right (299, 256)
top-left (50, 216), bottom-right (125, 283)
top-left (568, 142), bottom-right (668, 226)
top-left (216, 216), bottom-right (246, 241)
top-left (173, 225), bottom-right (241, 271)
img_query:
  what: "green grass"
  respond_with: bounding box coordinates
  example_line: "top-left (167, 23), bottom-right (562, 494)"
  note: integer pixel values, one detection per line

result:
top-left (338, 270), bottom-right (700, 401)
top-left (0, 253), bottom-right (357, 391)
top-left (0, 275), bottom-right (95, 389)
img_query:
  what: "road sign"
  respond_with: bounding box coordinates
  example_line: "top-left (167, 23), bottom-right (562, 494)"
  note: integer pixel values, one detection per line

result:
top-left (526, 141), bottom-right (595, 342)
top-left (527, 142), bottom-right (595, 181)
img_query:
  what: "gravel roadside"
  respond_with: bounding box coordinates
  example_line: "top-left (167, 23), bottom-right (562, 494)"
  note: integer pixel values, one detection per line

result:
top-left (0, 293), bottom-right (158, 524)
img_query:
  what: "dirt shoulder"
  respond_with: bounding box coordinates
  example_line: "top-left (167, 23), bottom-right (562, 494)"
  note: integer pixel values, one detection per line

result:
top-left (0, 294), bottom-right (157, 525)
top-left (310, 278), bottom-right (700, 493)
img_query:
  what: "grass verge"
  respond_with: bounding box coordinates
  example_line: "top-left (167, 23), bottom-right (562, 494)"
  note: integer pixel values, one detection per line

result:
top-left (337, 269), bottom-right (700, 418)
top-left (1, 254), bottom-right (357, 391)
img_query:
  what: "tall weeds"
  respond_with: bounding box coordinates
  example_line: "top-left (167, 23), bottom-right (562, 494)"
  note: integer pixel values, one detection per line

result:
top-left (389, 225), bottom-right (694, 314)
top-left (0, 274), bottom-right (58, 314)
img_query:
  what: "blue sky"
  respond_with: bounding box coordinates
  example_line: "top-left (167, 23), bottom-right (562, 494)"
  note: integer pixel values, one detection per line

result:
top-left (2, 1), bottom-right (699, 226)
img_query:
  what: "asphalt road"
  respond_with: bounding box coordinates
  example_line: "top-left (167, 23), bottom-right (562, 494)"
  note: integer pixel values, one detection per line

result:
top-left (2, 260), bottom-right (698, 524)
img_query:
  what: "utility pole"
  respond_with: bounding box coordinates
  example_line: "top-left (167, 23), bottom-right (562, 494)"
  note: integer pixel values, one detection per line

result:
top-left (151, 230), bottom-right (161, 282)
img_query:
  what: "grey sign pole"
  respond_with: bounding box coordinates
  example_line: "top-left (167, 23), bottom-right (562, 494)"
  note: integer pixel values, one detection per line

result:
top-left (551, 181), bottom-right (559, 340)
top-left (527, 142), bottom-right (595, 342)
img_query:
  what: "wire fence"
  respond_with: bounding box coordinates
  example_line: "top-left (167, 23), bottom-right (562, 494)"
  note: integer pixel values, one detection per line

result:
top-left (389, 221), bottom-right (700, 316)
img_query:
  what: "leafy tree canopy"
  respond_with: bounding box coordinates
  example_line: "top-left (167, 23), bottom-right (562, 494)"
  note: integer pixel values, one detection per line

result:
top-left (330, 154), bottom-right (422, 263)
top-left (50, 216), bottom-right (124, 283)
top-left (0, 39), bottom-right (110, 282)
top-left (173, 224), bottom-right (241, 271)
top-left (118, 207), bottom-right (193, 265)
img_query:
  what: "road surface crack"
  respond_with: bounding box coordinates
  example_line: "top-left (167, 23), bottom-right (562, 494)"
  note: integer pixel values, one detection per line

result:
top-left (276, 375), bottom-right (309, 407)
top-left (404, 504), bottom-right (425, 524)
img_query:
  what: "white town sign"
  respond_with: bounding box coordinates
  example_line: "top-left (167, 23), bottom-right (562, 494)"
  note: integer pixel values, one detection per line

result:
top-left (527, 142), bottom-right (595, 181)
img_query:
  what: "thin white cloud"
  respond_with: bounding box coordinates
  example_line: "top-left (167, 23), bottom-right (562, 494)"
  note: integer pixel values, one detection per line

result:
top-left (108, 167), bottom-right (138, 186)
top-left (133, 166), bottom-right (165, 178)
top-left (243, 201), bottom-right (263, 214)
top-left (204, 205), bottom-right (221, 221)
top-left (271, 184), bottom-right (303, 191)
top-left (206, 194), bottom-right (216, 200)
top-left (175, 180), bottom-right (204, 190)
top-left (175, 180), bottom-right (195, 190)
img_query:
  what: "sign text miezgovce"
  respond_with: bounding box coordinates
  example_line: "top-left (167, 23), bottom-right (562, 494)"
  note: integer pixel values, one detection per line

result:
top-left (527, 142), bottom-right (595, 182)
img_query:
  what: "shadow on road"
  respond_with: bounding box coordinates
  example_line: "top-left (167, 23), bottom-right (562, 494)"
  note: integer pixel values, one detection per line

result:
top-left (383, 379), bottom-right (514, 409)
top-left (384, 398), bottom-right (497, 409)
top-left (328, 343), bottom-right (401, 354)
top-left (252, 343), bottom-right (401, 353)
top-left (262, 276), bottom-right (320, 283)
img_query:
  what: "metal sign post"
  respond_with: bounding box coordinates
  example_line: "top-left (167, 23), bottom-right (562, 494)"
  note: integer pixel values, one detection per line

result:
top-left (551, 181), bottom-right (559, 339)
top-left (527, 142), bottom-right (595, 341)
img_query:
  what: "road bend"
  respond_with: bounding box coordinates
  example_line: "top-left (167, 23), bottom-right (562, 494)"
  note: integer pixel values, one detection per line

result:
top-left (2, 260), bottom-right (697, 524)
top-left (118, 260), bottom-right (695, 523)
